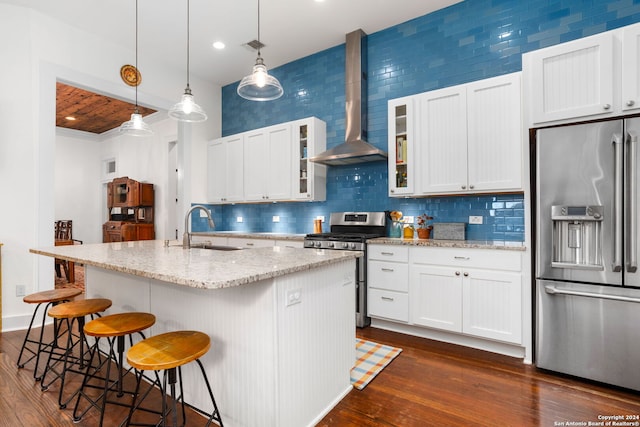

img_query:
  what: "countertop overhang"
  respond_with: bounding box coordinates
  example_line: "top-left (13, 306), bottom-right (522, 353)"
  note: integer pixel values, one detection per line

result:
top-left (30, 240), bottom-right (361, 289)
top-left (369, 237), bottom-right (526, 251)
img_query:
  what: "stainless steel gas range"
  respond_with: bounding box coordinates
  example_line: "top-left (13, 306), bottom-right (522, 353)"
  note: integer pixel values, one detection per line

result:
top-left (304, 212), bottom-right (386, 327)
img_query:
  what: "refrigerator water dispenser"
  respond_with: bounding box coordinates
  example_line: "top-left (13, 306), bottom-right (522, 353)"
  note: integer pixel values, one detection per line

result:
top-left (551, 205), bottom-right (604, 270)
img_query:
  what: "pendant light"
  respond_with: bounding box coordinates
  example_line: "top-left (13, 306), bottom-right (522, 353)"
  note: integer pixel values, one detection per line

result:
top-left (168, 0), bottom-right (207, 122)
top-left (120, 0), bottom-right (153, 137)
top-left (237, 0), bottom-right (284, 101)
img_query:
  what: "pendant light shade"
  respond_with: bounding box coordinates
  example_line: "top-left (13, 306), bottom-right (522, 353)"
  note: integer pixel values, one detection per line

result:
top-left (120, 0), bottom-right (153, 136)
top-left (120, 110), bottom-right (153, 136)
top-left (237, 0), bottom-right (283, 101)
top-left (169, 0), bottom-right (207, 122)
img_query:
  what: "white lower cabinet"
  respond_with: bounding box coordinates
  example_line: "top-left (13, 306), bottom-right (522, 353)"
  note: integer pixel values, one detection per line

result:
top-left (368, 245), bottom-right (523, 347)
top-left (410, 264), bottom-right (463, 332)
top-left (367, 245), bottom-right (409, 322)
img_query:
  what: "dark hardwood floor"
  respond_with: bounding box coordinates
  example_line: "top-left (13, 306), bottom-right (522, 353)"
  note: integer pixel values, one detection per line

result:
top-left (1, 324), bottom-right (639, 426)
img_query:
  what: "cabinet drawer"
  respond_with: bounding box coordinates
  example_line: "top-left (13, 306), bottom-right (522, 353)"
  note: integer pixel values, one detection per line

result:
top-left (368, 261), bottom-right (409, 292)
top-left (368, 245), bottom-right (409, 262)
top-left (368, 289), bottom-right (409, 322)
top-left (411, 246), bottom-right (521, 271)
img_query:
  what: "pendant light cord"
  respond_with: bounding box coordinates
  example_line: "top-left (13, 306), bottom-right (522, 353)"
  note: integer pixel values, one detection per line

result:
top-left (257, 0), bottom-right (261, 56)
top-left (134, 0), bottom-right (139, 112)
top-left (186, 0), bottom-right (190, 89)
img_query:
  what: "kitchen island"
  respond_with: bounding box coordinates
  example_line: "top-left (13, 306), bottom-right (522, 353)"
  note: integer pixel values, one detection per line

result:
top-left (31, 240), bottom-right (361, 427)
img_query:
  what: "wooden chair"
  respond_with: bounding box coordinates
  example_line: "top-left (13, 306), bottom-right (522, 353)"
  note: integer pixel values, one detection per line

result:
top-left (125, 330), bottom-right (223, 427)
top-left (16, 288), bottom-right (83, 380)
top-left (40, 298), bottom-right (112, 409)
top-left (73, 312), bottom-right (156, 426)
top-left (54, 220), bottom-right (82, 283)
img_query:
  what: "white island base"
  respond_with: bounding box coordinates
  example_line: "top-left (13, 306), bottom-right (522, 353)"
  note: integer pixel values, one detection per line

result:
top-left (85, 259), bottom-right (356, 427)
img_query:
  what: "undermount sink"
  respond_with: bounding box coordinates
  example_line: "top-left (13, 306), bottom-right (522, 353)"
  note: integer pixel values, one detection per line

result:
top-left (190, 243), bottom-right (244, 251)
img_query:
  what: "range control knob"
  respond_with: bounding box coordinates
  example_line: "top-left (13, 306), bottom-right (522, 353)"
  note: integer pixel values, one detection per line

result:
top-left (349, 243), bottom-right (357, 250)
top-left (327, 242), bottom-right (335, 248)
top-left (341, 242), bottom-right (349, 249)
top-left (314, 241), bottom-right (322, 248)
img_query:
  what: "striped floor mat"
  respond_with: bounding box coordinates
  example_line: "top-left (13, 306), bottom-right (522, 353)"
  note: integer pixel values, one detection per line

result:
top-left (350, 339), bottom-right (402, 390)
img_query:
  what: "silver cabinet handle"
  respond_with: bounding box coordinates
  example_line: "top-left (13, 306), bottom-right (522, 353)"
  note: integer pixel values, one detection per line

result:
top-left (627, 131), bottom-right (638, 273)
top-left (381, 296), bottom-right (395, 301)
top-left (469, 185), bottom-right (474, 189)
top-left (380, 252), bottom-right (395, 256)
top-left (603, 103), bottom-right (611, 110)
top-left (381, 268), bottom-right (395, 272)
top-left (613, 133), bottom-right (624, 272)
top-left (463, 272), bottom-right (469, 277)
top-left (454, 256), bottom-right (470, 260)
top-left (461, 185), bottom-right (466, 189)
top-left (390, 189), bottom-right (395, 193)
top-left (246, 242), bottom-right (254, 246)
top-left (627, 100), bottom-right (636, 107)
top-left (544, 285), bottom-right (640, 303)
top-left (455, 271), bottom-right (461, 276)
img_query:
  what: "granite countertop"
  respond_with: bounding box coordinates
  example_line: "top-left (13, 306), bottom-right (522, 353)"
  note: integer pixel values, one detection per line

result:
top-left (30, 240), bottom-right (361, 289)
top-left (369, 237), bottom-right (526, 251)
top-left (191, 231), bottom-right (305, 241)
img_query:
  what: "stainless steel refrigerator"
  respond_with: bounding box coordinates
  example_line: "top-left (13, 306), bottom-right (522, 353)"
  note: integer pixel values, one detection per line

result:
top-left (535, 118), bottom-right (640, 391)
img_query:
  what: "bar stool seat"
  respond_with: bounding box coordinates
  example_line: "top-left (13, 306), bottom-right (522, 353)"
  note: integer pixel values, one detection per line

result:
top-left (125, 330), bottom-right (223, 427)
top-left (17, 288), bottom-right (82, 381)
top-left (40, 298), bottom-right (112, 409)
top-left (73, 312), bottom-right (156, 426)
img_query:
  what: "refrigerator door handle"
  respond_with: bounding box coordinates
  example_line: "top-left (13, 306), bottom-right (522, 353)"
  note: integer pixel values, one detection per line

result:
top-left (613, 133), bottom-right (624, 272)
top-left (627, 131), bottom-right (638, 273)
top-left (544, 284), bottom-right (640, 303)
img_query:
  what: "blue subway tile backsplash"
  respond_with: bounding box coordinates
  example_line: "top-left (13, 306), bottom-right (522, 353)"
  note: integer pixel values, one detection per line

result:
top-left (195, 0), bottom-right (640, 240)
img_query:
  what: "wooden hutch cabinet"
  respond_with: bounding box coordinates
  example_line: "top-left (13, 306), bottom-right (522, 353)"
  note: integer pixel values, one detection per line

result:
top-left (103, 177), bottom-right (155, 242)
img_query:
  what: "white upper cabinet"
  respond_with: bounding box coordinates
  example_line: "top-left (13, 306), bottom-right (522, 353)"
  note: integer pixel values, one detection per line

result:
top-left (417, 72), bottom-right (522, 195)
top-left (622, 24), bottom-right (640, 113)
top-left (388, 96), bottom-right (417, 196)
top-left (524, 22), bottom-right (640, 126)
top-left (526, 32), bottom-right (614, 124)
top-left (419, 85), bottom-right (468, 194)
top-left (467, 73), bottom-right (522, 192)
top-left (208, 117), bottom-right (327, 204)
top-left (292, 117), bottom-right (327, 201)
top-left (207, 135), bottom-right (244, 204)
top-left (244, 124), bottom-right (292, 202)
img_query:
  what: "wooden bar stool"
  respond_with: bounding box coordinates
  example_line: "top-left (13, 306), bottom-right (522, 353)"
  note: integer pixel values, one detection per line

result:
top-left (40, 298), bottom-right (112, 409)
top-left (125, 330), bottom-right (224, 427)
top-left (72, 312), bottom-right (156, 426)
top-left (17, 288), bottom-right (82, 381)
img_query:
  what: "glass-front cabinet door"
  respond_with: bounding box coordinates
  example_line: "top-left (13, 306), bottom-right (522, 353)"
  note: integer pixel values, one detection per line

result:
top-left (293, 117), bottom-right (327, 201)
top-left (388, 96), bottom-right (415, 196)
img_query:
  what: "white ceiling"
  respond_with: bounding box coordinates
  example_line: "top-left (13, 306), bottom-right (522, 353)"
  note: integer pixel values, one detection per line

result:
top-left (7, 0), bottom-right (462, 86)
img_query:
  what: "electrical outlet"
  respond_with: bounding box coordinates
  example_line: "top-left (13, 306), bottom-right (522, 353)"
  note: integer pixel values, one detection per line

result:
top-left (236, 216), bottom-right (243, 223)
top-left (272, 215), bottom-right (280, 223)
top-left (285, 288), bottom-right (302, 306)
top-left (316, 215), bottom-right (325, 222)
top-left (16, 285), bottom-right (26, 297)
top-left (469, 216), bottom-right (483, 224)
top-left (199, 209), bottom-right (211, 218)
top-left (404, 216), bottom-right (414, 224)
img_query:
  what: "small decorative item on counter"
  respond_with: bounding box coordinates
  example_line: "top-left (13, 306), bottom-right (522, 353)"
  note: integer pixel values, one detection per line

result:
top-left (416, 213), bottom-right (434, 239)
top-left (389, 211), bottom-right (403, 237)
top-left (403, 224), bottom-right (415, 239)
top-left (313, 219), bottom-right (322, 233)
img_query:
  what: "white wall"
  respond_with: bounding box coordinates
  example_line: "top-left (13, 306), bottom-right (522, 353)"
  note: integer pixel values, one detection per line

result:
top-left (0, 3), bottom-right (222, 331)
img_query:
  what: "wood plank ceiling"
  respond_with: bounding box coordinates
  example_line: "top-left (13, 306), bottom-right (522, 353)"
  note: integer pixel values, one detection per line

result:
top-left (56, 82), bottom-right (157, 134)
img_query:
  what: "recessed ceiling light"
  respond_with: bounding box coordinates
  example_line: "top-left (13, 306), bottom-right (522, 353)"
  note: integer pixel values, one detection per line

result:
top-left (213, 41), bottom-right (225, 50)
top-left (65, 116), bottom-right (76, 121)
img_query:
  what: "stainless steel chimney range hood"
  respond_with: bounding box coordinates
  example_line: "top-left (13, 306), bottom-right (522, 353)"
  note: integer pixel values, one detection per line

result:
top-left (310, 29), bottom-right (388, 166)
